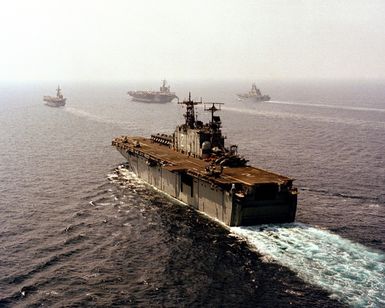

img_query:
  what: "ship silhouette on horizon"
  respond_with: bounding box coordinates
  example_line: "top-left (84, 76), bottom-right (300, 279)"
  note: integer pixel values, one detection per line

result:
top-left (127, 80), bottom-right (178, 103)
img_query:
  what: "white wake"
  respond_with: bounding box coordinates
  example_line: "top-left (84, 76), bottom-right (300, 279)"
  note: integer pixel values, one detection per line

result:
top-left (231, 224), bottom-right (385, 307)
top-left (269, 100), bottom-right (385, 113)
top-left (224, 105), bottom-right (385, 129)
top-left (65, 107), bottom-right (134, 129)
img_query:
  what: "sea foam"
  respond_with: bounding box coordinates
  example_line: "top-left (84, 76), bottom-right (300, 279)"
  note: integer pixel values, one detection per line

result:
top-left (231, 224), bottom-right (385, 307)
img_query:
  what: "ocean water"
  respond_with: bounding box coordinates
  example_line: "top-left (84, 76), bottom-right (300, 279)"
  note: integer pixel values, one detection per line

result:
top-left (0, 80), bottom-right (384, 307)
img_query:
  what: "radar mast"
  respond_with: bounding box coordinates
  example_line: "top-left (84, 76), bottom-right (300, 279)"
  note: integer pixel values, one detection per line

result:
top-left (204, 102), bottom-right (223, 130)
top-left (178, 92), bottom-right (202, 128)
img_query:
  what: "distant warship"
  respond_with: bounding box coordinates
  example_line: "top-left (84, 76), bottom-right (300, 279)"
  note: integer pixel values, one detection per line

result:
top-left (43, 85), bottom-right (66, 107)
top-left (113, 93), bottom-right (297, 226)
top-left (127, 80), bottom-right (178, 103)
top-left (237, 83), bottom-right (270, 102)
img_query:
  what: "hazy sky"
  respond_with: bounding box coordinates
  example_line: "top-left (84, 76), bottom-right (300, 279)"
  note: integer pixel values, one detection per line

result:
top-left (1, 0), bottom-right (384, 82)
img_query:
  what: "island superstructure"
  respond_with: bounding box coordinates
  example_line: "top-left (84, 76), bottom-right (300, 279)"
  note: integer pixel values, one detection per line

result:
top-left (112, 93), bottom-right (297, 226)
top-left (237, 83), bottom-right (270, 102)
top-left (127, 80), bottom-right (178, 103)
top-left (43, 85), bottom-right (66, 107)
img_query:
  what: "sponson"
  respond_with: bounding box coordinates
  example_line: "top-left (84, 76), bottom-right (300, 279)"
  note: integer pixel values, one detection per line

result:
top-left (112, 93), bottom-right (297, 226)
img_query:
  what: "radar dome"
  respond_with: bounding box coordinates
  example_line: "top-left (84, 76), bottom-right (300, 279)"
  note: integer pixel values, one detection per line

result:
top-left (202, 141), bottom-right (211, 150)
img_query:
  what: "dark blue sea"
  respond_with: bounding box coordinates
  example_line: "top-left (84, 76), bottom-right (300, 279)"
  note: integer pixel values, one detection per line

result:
top-left (0, 80), bottom-right (384, 307)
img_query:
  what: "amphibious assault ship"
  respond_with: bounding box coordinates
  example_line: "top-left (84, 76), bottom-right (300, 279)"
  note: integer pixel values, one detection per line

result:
top-left (112, 94), bottom-right (297, 226)
top-left (127, 80), bottom-right (178, 103)
top-left (43, 85), bottom-right (66, 107)
top-left (237, 83), bottom-right (270, 102)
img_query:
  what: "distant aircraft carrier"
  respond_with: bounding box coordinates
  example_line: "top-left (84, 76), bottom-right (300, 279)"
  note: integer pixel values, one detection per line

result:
top-left (127, 80), bottom-right (178, 103)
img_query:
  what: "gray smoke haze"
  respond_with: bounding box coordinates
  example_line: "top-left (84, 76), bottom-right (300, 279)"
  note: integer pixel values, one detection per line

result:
top-left (1, 0), bottom-right (384, 82)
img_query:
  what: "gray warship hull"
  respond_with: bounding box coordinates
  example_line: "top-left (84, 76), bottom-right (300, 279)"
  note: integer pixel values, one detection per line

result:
top-left (128, 93), bottom-right (177, 103)
top-left (43, 86), bottom-right (66, 107)
top-left (43, 97), bottom-right (66, 107)
top-left (127, 80), bottom-right (178, 103)
top-left (237, 94), bottom-right (270, 102)
top-left (113, 137), bottom-right (297, 226)
top-left (237, 83), bottom-right (270, 102)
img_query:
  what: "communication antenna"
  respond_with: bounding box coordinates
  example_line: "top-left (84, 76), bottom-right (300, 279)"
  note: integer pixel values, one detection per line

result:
top-left (204, 102), bottom-right (224, 124)
top-left (178, 92), bottom-right (202, 128)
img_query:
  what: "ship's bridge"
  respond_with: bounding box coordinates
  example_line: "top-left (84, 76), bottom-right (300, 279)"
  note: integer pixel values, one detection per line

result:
top-left (173, 94), bottom-right (225, 158)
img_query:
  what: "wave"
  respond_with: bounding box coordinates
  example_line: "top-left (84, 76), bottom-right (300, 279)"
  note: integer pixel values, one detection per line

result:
top-left (0, 248), bottom-right (81, 286)
top-left (300, 187), bottom-right (380, 204)
top-left (108, 165), bottom-right (146, 189)
top-left (65, 107), bottom-right (114, 123)
top-left (65, 107), bottom-right (134, 129)
top-left (269, 100), bottom-right (385, 113)
top-left (224, 106), bottom-right (385, 129)
top-left (110, 165), bottom-right (385, 306)
top-left (231, 223), bottom-right (385, 307)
